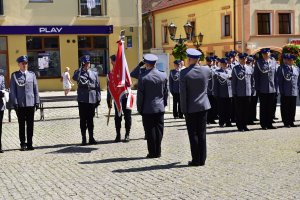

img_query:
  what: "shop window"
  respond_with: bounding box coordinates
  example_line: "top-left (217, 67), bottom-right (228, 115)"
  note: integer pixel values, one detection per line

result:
top-left (78, 36), bottom-right (108, 76)
top-left (257, 13), bottom-right (271, 35)
top-left (26, 36), bottom-right (61, 78)
top-left (279, 13), bottom-right (291, 34)
top-left (79, 0), bottom-right (106, 16)
top-left (0, 0), bottom-right (3, 15)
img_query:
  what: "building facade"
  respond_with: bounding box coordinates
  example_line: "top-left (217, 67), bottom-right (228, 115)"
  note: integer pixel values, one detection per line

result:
top-left (0, 0), bottom-right (142, 90)
top-left (143, 0), bottom-right (300, 64)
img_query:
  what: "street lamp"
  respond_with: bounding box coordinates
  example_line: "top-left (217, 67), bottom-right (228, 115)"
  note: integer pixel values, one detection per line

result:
top-left (168, 22), bottom-right (193, 44)
top-left (192, 32), bottom-right (204, 50)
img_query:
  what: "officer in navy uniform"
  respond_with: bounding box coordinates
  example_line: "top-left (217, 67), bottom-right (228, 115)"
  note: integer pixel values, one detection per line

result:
top-left (180, 48), bottom-right (211, 167)
top-left (277, 54), bottom-right (299, 128)
top-left (137, 54), bottom-right (168, 158)
top-left (232, 53), bottom-right (253, 131)
top-left (271, 54), bottom-right (280, 121)
top-left (246, 55), bottom-right (258, 124)
top-left (206, 56), bottom-right (217, 124)
top-left (169, 60), bottom-right (183, 119)
top-left (73, 55), bottom-right (101, 145)
top-left (10, 55), bottom-right (40, 151)
top-left (254, 48), bottom-right (277, 129)
top-left (214, 58), bottom-right (233, 127)
top-left (0, 74), bottom-right (6, 153)
top-left (107, 55), bottom-right (132, 142)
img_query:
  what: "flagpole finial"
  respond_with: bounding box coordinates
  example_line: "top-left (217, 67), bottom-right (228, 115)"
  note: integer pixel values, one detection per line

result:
top-left (120, 30), bottom-right (125, 41)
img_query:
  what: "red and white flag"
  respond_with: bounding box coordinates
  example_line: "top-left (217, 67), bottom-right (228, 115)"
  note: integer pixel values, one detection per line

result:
top-left (108, 40), bottom-right (134, 116)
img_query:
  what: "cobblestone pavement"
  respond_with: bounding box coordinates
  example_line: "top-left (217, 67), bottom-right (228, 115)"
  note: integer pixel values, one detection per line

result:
top-left (0, 91), bottom-right (299, 199)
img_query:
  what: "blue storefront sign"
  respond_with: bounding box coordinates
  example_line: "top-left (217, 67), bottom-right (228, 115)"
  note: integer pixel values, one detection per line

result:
top-left (0, 25), bottom-right (113, 34)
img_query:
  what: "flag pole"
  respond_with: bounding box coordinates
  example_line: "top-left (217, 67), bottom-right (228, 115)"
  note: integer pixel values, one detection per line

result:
top-left (107, 103), bottom-right (111, 126)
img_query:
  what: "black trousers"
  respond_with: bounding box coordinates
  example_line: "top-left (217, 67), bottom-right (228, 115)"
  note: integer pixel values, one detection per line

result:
top-left (280, 96), bottom-right (297, 126)
top-left (142, 113), bottom-right (164, 157)
top-left (0, 111), bottom-right (3, 148)
top-left (231, 97), bottom-right (236, 122)
top-left (249, 95), bottom-right (258, 122)
top-left (114, 97), bottom-right (132, 134)
top-left (207, 95), bottom-right (217, 123)
top-left (172, 93), bottom-right (183, 118)
top-left (16, 107), bottom-right (35, 147)
top-left (217, 97), bottom-right (232, 125)
top-left (78, 102), bottom-right (95, 138)
top-left (235, 96), bottom-right (251, 129)
top-left (185, 111), bottom-right (207, 165)
top-left (259, 93), bottom-right (276, 128)
top-left (272, 94), bottom-right (278, 119)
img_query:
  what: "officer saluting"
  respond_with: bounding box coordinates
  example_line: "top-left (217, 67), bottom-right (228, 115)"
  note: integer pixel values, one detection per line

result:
top-left (180, 49), bottom-right (211, 167)
top-left (73, 55), bottom-right (101, 145)
top-left (169, 60), bottom-right (183, 119)
top-left (277, 54), bottom-right (299, 128)
top-left (10, 55), bottom-right (40, 151)
top-left (254, 48), bottom-right (277, 129)
top-left (232, 53), bottom-right (253, 131)
top-left (137, 54), bottom-right (168, 158)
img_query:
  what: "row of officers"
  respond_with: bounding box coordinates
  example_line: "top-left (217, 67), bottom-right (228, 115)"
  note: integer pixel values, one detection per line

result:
top-left (1, 49), bottom-right (299, 168)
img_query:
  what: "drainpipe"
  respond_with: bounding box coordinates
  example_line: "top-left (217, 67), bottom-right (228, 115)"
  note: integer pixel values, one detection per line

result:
top-left (233, 0), bottom-right (236, 51)
top-left (137, 0), bottom-right (141, 61)
top-left (241, 0), bottom-right (245, 52)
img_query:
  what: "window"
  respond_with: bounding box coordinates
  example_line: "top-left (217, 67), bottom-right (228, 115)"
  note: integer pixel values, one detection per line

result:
top-left (190, 21), bottom-right (196, 40)
top-left (79, 0), bottom-right (106, 16)
top-left (0, 0), bottom-right (3, 15)
top-left (26, 36), bottom-right (61, 78)
top-left (222, 14), bottom-right (231, 37)
top-left (78, 36), bottom-right (108, 75)
top-left (29, 0), bottom-right (53, 2)
top-left (258, 13), bottom-right (271, 35)
top-left (162, 25), bottom-right (168, 44)
top-left (279, 13), bottom-right (291, 34)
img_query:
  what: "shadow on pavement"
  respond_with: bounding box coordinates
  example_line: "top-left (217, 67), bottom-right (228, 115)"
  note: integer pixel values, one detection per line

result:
top-left (112, 162), bottom-right (188, 173)
top-left (79, 157), bottom-right (147, 165)
top-left (47, 146), bottom-right (98, 154)
top-left (35, 117), bottom-right (80, 122)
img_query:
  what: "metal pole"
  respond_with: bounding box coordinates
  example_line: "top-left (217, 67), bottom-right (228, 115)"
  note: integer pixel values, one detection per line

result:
top-left (241, 0), bottom-right (245, 52)
top-left (137, 0), bottom-right (141, 61)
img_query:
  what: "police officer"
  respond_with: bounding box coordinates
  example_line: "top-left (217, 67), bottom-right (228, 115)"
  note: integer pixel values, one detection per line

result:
top-left (107, 55), bottom-right (132, 142)
top-left (277, 54), bottom-right (299, 128)
top-left (180, 48), bottom-right (211, 167)
top-left (214, 58), bottom-right (233, 127)
top-left (254, 48), bottom-right (277, 129)
top-left (130, 60), bottom-right (146, 79)
top-left (246, 55), bottom-right (258, 124)
top-left (10, 55), bottom-right (40, 151)
top-left (73, 55), bottom-right (101, 145)
top-left (271, 53), bottom-right (280, 121)
top-left (169, 60), bottom-right (183, 119)
top-left (206, 57), bottom-right (217, 124)
top-left (0, 74), bottom-right (7, 153)
top-left (232, 53), bottom-right (253, 131)
top-left (137, 54), bottom-right (168, 158)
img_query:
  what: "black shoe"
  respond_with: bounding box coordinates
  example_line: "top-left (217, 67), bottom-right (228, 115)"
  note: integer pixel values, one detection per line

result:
top-left (291, 124), bottom-right (297, 127)
top-left (219, 124), bottom-right (225, 128)
top-left (20, 145), bottom-right (26, 151)
top-left (238, 128), bottom-right (244, 132)
top-left (262, 126), bottom-right (268, 130)
top-left (244, 127), bottom-right (250, 131)
top-left (210, 120), bottom-right (217, 124)
top-left (0, 149), bottom-right (3, 153)
top-left (81, 138), bottom-right (87, 146)
top-left (89, 139), bottom-right (97, 145)
top-left (146, 154), bottom-right (156, 158)
top-left (284, 125), bottom-right (291, 128)
top-left (188, 161), bottom-right (204, 167)
top-left (114, 136), bottom-right (121, 143)
top-left (248, 121), bottom-right (255, 125)
top-left (27, 146), bottom-right (34, 151)
top-left (174, 116), bottom-right (178, 119)
top-left (267, 125), bottom-right (277, 129)
top-left (226, 123), bottom-right (233, 127)
top-left (124, 135), bottom-right (130, 142)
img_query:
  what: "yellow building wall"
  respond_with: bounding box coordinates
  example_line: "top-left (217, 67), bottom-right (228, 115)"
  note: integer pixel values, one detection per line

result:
top-left (1, 0), bottom-right (142, 91)
top-left (153, 0), bottom-right (236, 65)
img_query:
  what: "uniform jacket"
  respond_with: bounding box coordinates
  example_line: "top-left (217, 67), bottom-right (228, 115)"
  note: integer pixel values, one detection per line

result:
top-left (169, 69), bottom-right (180, 94)
top-left (277, 64), bottom-right (300, 96)
top-left (180, 64), bottom-right (211, 114)
top-left (213, 68), bottom-right (233, 98)
top-left (232, 64), bottom-right (253, 97)
top-left (207, 66), bottom-right (215, 96)
top-left (130, 65), bottom-right (146, 79)
top-left (254, 59), bottom-right (277, 94)
top-left (0, 75), bottom-right (6, 111)
top-left (73, 68), bottom-right (101, 104)
top-left (9, 70), bottom-right (40, 107)
top-left (137, 67), bottom-right (168, 114)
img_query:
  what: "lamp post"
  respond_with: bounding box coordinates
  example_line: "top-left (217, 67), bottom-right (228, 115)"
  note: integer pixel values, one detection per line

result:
top-left (192, 32), bottom-right (204, 50)
top-left (168, 22), bottom-right (193, 44)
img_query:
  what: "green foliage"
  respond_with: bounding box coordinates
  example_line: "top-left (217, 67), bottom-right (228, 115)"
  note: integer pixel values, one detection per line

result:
top-left (282, 44), bottom-right (300, 66)
top-left (172, 43), bottom-right (187, 60)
